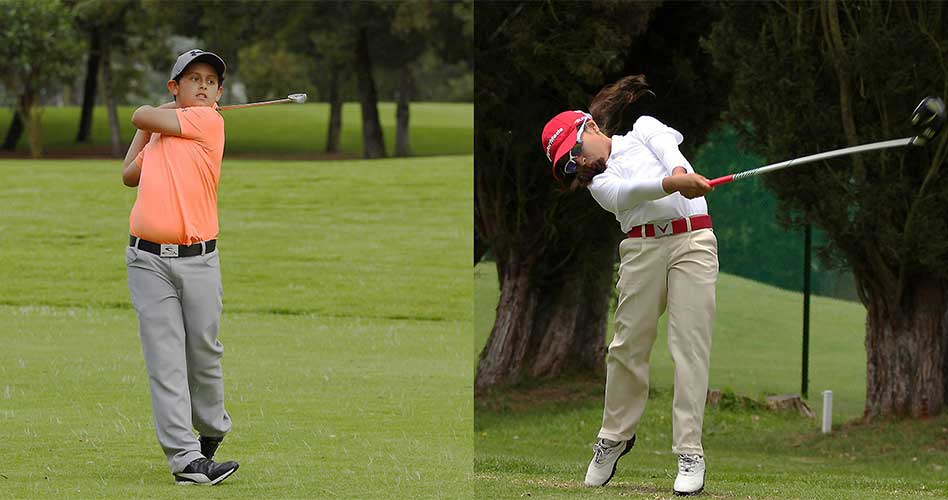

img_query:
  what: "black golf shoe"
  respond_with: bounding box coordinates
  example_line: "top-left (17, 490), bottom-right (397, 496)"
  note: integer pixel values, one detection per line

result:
top-left (173, 457), bottom-right (239, 485)
top-left (200, 435), bottom-right (224, 460)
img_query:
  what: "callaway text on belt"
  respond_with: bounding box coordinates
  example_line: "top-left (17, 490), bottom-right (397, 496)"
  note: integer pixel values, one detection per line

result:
top-left (130, 235), bottom-right (216, 257)
top-left (627, 214), bottom-right (712, 238)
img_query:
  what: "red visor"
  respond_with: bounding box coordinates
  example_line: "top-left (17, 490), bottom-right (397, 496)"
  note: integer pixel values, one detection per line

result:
top-left (540, 110), bottom-right (592, 180)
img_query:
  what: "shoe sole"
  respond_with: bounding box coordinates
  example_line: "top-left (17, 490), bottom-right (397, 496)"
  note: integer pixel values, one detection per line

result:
top-left (592, 434), bottom-right (636, 487)
top-left (210, 465), bottom-right (238, 485)
top-left (174, 464), bottom-right (239, 486)
top-left (673, 485), bottom-right (704, 496)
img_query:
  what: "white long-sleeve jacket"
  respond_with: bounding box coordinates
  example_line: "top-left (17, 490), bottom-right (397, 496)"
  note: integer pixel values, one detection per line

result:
top-left (588, 116), bottom-right (708, 232)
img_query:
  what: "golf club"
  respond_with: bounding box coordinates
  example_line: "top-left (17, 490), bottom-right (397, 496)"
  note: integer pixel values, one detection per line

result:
top-left (707, 96), bottom-right (946, 187)
top-left (218, 93), bottom-right (307, 111)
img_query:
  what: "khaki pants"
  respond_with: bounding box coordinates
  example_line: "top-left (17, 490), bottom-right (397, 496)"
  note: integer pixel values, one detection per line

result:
top-left (598, 228), bottom-right (717, 456)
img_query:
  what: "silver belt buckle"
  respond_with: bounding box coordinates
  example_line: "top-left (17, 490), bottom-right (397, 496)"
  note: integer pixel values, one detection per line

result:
top-left (159, 244), bottom-right (179, 257)
top-left (653, 221), bottom-right (674, 238)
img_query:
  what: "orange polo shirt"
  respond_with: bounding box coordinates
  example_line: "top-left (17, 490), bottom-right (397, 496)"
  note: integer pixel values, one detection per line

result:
top-left (129, 106), bottom-right (225, 245)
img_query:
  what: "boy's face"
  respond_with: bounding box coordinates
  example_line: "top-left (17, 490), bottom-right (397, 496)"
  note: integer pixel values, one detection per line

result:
top-left (167, 62), bottom-right (224, 108)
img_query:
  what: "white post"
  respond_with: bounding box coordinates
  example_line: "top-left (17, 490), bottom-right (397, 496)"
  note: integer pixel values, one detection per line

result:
top-left (821, 390), bottom-right (833, 434)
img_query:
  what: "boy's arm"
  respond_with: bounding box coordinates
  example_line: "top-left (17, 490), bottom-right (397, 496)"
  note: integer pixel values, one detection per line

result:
top-left (121, 129), bottom-right (150, 187)
top-left (122, 101), bottom-right (179, 187)
top-left (131, 100), bottom-right (182, 136)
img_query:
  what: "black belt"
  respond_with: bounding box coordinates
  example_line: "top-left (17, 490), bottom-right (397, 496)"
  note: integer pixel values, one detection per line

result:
top-left (130, 235), bottom-right (216, 258)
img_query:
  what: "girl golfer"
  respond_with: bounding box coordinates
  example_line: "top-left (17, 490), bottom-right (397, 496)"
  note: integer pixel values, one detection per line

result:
top-left (120, 49), bottom-right (238, 485)
top-left (540, 75), bottom-right (716, 496)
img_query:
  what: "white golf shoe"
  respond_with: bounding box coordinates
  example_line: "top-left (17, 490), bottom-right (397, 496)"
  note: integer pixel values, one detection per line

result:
top-left (673, 453), bottom-right (705, 496)
top-left (583, 435), bottom-right (635, 487)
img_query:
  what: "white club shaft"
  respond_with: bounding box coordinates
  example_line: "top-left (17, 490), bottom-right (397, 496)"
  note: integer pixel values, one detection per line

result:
top-left (711, 136), bottom-right (917, 187)
top-left (733, 137), bottom-right (915, 182)
top-left (219, 98), bottom-right (292, 111)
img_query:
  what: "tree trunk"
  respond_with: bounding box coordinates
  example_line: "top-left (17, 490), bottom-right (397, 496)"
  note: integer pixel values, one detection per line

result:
top-left (101, 36), bottom-right (122, 158)
top-left (395, 63), bottom-right (413, 157)
top-left (474, 239), bottom-right (615, 394)
top-left (17, 85), bottom-right (42, 159)
top-left (864, 274), bottom-right (948, 419)
top-left (325, 65), bottom-right (342, 154)
top-left (2, 95), bottom-right (26, 151)
top-left (354, 27), bottom-right (386, 159)
top-left (76, 27), bottom-right (101, 143)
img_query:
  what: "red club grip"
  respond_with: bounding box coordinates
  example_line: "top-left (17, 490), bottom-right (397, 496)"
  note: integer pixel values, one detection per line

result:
top-left (708, 175), bottom-right (734, 187)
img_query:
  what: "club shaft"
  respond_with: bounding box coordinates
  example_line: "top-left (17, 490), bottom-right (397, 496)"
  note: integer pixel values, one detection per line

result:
top-left (708, 137), bottom-right (916, 187)
top-left (219, 98), bottom-right (291, 111)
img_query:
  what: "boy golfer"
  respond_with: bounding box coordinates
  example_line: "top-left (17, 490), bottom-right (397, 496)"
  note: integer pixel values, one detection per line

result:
top-left (120, 49), bottom-right (238, 485)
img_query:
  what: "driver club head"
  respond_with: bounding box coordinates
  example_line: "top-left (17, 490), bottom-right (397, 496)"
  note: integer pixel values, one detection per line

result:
top-left (911, 96), bottom-right (946, 146)
top-left (288, 93), bottom-right (307, 104)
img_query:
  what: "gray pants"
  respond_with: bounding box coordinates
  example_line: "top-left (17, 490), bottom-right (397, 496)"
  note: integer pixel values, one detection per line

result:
top-left (126, 244), bottom-right (232, 473)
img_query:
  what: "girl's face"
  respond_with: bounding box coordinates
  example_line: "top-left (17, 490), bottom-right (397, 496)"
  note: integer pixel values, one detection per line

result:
top-left (168, 62), bottom-right (224, 108)
top-left (572, 120), bottom-right (611, 167)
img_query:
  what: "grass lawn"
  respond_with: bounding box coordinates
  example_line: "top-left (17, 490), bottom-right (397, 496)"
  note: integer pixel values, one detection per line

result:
top-left (0, 102), bottom-right (473, 158)
top-left (474, 262), bottom-right (948, 499)
top-left (0, 156), bottom-right (472, 499)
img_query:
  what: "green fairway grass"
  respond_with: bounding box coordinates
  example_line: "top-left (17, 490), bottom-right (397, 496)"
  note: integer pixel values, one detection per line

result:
top-left (0, 102), bottom-right (473, 158)
top-left (474, 262), bottom-right (948, 499)
top-left (0, 157), bottom-right (472, 499)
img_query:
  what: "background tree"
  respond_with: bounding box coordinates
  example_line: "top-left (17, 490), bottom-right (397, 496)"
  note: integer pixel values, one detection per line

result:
top-left (474, 1), bottom-right (728, 393)
top-left (0, 0), bottom-right (82, 158)
top-left (162, 0), bottom-right (387, 158)
top-left (352, 4), bottom-right (387, 159)
top-left (383, 2), bottom-right (429, 157)
top-left (307, 29), bottom-right (352, 154)
top-left (382, 0), bottom-right (472, 157)
top-left (276, 2), bottom-right (354, 155)
top-left (237, 41), bottom-right (313, 102)
top-left (705, 0), bottom-right (948, 419)
top-left (73, 0), bottom-right (137, 157)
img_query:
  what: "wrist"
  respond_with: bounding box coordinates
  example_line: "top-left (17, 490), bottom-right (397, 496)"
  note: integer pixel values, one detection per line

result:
top-left (662, 176), bottom-right (677, 194)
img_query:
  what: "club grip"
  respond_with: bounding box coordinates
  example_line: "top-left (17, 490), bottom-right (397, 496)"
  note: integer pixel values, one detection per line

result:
top-left (708, 175), bottom-right (734, 187)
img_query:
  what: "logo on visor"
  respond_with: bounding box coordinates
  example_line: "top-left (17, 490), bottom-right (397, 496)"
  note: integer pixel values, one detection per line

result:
top-left (546, 127), bottom-right (564, 162)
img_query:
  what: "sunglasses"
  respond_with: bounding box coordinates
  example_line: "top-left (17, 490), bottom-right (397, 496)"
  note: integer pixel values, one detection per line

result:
top-left (562, 118), bottom-right (590, 175)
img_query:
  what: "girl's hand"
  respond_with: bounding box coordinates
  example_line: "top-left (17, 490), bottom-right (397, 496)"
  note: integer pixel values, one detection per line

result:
top-left (663, 173), bottom-right (712, 199)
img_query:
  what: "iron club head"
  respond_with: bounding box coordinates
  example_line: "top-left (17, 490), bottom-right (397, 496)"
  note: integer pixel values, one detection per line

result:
top-left (911, 96), bottom-right (946, 146)
top-left (288, 93), bottom-right (307, 104)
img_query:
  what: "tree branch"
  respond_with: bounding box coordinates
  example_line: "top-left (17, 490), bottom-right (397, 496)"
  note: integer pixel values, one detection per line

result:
top-left (821, 0), bottom-right (865, 179)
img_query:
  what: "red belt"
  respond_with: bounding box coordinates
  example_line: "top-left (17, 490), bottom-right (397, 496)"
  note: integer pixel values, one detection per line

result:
top-left (627, 214), bottom-right (712, 238)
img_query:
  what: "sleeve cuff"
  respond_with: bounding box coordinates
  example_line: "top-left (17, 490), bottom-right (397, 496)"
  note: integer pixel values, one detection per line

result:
top-left (644, 177), bottom-right (668, 197)
top-left (616, 177), bottom-right (668, 205)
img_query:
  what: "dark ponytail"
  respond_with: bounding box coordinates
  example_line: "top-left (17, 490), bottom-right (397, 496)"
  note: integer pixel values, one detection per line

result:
top-left (588, 75), bottom-right (654, 136)
top-left (556, 75), bottom-right (654, 192)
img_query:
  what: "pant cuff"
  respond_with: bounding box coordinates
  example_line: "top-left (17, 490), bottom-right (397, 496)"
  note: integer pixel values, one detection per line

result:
top-left (170, 450), bottom-right (205, 473)
top-left (672, 446), bottom-right (704, 456)
top-left (598, 431), bottom-right (634, 442)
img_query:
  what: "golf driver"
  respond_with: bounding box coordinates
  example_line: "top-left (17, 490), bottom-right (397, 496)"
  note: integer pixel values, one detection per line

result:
top-left (707, 96), bottom-right (946, 187)
top-left (218, 93), bottom-right (307, 111)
